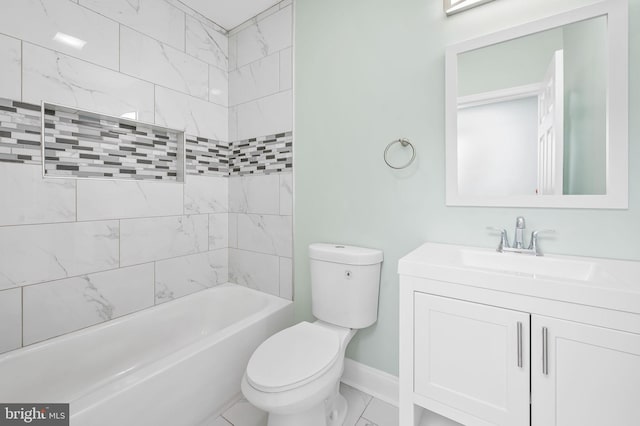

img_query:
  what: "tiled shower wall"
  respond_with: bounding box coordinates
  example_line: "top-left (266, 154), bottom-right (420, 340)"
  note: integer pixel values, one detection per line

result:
top-left (0, 0), bottom-right (293, 354)
top-left (227, 3), bottom-right (294, 299)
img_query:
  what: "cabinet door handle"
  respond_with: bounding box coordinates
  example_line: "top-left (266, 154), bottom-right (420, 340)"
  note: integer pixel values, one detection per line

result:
top-left (517, 321), bottom-right (523, 368)
top-left (542, 327), bottom-right (549, 375)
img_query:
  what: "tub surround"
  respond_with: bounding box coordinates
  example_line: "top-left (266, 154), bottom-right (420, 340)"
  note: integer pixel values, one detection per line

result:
top-left (0, 0), bottom-right (293, 355)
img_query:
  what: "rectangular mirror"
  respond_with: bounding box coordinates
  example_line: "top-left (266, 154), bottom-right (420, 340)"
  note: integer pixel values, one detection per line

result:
top-left (445, 0), bottom-right (628, 208)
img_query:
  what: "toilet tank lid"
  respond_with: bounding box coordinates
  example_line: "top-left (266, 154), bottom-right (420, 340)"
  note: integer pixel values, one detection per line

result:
top-left (309, 243), bottom-right (383, 265)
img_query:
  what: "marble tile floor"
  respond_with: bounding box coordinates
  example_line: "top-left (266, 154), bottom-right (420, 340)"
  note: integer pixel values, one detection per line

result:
top-left (206, 383), bottom-right (399, 426)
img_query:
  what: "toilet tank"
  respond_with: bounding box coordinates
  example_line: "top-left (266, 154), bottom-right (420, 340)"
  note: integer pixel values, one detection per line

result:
top-left (309, 243), bottom-right (383, 329)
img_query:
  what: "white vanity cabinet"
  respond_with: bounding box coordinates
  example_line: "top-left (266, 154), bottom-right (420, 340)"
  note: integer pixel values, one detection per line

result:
top-left (413, 294), bottom-right (530, 426)
top-left (399, 243), bottom-right (640, 426)
top-left (530, 316), bottom-right (640, 426)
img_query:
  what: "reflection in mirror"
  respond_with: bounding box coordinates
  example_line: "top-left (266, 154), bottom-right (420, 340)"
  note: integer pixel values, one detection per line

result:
top-left (457, 16), bottom-right (606, 197)
top-left (445, 0), bottom-right (628, 209)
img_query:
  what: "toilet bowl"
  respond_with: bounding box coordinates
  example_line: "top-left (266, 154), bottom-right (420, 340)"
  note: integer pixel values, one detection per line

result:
top-left (241, 243), bottom-right (383, 426)
top-left (241, 321), bottom-right (356, 426)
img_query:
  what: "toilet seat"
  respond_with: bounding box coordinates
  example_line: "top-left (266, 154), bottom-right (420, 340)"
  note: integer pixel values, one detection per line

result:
top-left (246, 322), bottom-right (341, 393)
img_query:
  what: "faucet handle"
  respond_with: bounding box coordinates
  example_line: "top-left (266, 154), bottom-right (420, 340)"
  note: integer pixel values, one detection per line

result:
top-left (487, 226), bottom-right (510, 251)
top-left (528, 229), bottom-right (555, 255)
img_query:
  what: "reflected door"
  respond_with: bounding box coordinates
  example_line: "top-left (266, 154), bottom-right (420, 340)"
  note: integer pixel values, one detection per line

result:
top-left (537, 50), bottom-right (564, 195)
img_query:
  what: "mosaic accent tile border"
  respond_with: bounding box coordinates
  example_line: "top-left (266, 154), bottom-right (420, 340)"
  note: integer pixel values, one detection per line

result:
top-left (0, 99), bottom-right (42, 165)
top-left (229, 131), bottom-right (293, 176)
top-left (185, 135), bottom-right (230, 176)
top-left (0, 97), bottom-right (293, 179)
top-left (43, 103), bottom-right (183, 181)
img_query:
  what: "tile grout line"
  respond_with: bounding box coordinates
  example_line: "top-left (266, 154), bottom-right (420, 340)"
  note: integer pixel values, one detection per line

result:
top-left (20, 40), bottom-right (23, 102)
top-left (20, 286), bottom-right (24, 349)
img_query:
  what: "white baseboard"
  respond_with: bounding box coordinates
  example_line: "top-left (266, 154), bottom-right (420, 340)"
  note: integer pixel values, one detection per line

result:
top-left (341, 358), bottom-right (399, 407)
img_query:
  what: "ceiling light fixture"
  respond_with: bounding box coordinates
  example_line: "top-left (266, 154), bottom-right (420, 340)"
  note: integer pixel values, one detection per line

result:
top-left (444, 0), bottom-right (496, 16)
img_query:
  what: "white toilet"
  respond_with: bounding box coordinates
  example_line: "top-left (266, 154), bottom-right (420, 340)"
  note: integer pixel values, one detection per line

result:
top-left (241, 243), bottom-right (383, 426)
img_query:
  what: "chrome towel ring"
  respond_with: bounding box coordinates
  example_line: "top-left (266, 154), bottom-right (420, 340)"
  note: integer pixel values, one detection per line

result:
top-left (384, 138), bottom-right (416, 169)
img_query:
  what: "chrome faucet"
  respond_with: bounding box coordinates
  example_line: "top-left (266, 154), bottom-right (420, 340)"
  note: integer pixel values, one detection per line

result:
top-left (487, 216), bottom-right (554, 256)
top-left (513, 216), bottom-right (526, 249)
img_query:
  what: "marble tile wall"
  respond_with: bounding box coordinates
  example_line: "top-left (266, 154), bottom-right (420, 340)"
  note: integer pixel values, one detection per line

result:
top-left (2, 0), bottom-right (228, 137)
top-left (0, 0), bottom-right (294, 355)
top-left (0, 0), bottom-right (230, 355)
top-left (228, 2), bottom-right (293, 141)
top-left (0, 171), bottom-right (230, 353)
top-left (228, 173), bottom-right (293, 299)
top-left (225, 2), bottom-right (294, 300)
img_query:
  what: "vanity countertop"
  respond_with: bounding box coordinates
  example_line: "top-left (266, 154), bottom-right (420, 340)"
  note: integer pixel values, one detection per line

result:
top-left (399, 242), bottom-right (640, 315)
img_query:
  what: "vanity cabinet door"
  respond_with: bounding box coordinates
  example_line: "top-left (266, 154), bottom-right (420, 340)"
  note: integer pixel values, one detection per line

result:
top-left (414, 293), bottom-right (530, 426)
top-left (531, 316), bottom-right (640, 426)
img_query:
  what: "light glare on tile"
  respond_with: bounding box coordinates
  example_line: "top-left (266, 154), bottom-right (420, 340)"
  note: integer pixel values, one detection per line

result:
top-left (120, 112), bottom-right (138, 120)
top-left (53, 32), bottom-right (87, 50)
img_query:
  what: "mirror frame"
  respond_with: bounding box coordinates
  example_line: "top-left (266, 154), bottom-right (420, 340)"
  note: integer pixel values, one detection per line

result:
top-left (445, 0), bottom-right (628, 209)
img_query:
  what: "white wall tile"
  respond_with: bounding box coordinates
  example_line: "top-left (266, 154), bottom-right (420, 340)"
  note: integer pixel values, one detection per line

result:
top-left (1, 0), bottom-right (119, 69)
top-left (0, 163), bottom-right (75, 226)
top-left (236, 90), bottom-right (292, 140)
top-left (228, 213), bottom-right (238, 248)
top-left (0, 34), bottom-right (21, 100)
top-left (279, 47), bottom-right (292, 91)
top-left (0, 221), bottom-right (119, 290)
top-left (228, 106), bottom-right (238, 141)
top-left (186, 16), bottom-right (228, 70)
top-left (229, 174), bottom-right (280, 214)
top-left (77, 180), bottom-right (183, 221)
top-left (229, 53), bottom-right (280, 106)
top-left (279, 172), bottom-right (293, 215)
top-left (280, 0), bottom-right (293, 8)
top-left (0, 288), bottom-right (21, 354)
top-left (209, 214), bottom-right (229, 250)
top-left (229, 249), bottom-right (279, 296)
top-left (237, 214), bottom-right (292, 257)
top-left (236, 6), bottom-right (292, 68)
top-left (279, 257), bottom-right (292, 300)
top-left (120, 215), bottom-right (208, 266)
top-left (155, 250), bottom-right (228, 304)
top-left (155, 86), bottom-right (228, 141)
top-left (79, 0), bottom-right (185, 51)
top-left (120, 27), bottom-right (209, 100)
top-left (184, 174), bottom-right (228, 214)
top-left (23, 43), bottom-right (155, 122)
top-left (209, 66), bottom-right (229, 107)
top-left (23, 263), bottom-right (154, 345)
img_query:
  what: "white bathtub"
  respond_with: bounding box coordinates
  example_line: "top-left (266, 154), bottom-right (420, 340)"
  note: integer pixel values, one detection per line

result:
top-left (0, 283), bottom-right (293, 426)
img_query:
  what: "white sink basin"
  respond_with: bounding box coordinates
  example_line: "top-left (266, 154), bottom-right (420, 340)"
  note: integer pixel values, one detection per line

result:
top-left (398, 242), bottom-right (640, 314)
top-left (459, 249), bottom-right (601, 282)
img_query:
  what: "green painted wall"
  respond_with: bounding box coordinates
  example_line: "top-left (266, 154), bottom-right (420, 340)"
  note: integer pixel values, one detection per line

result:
top-left (294, 0), bottom-right (639, 376)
